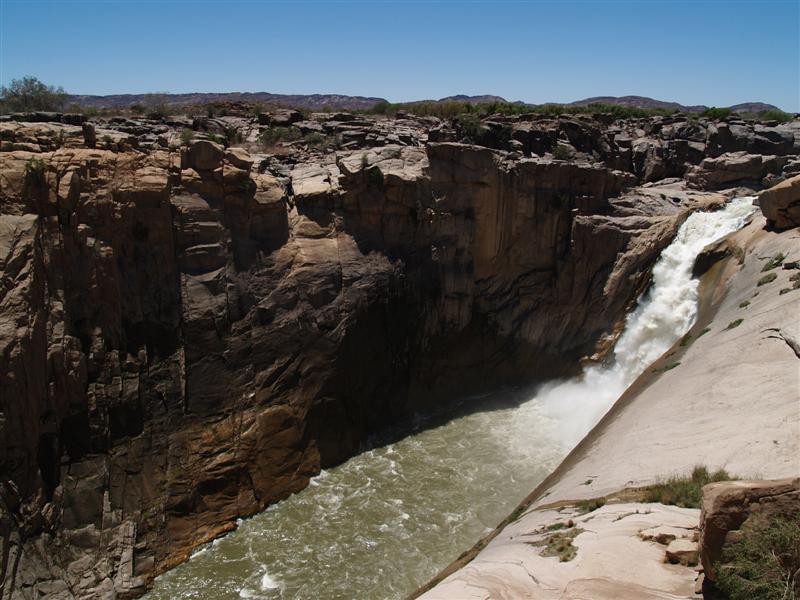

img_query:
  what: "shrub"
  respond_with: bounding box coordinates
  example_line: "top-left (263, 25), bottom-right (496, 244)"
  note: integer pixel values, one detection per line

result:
top-left (457, 113), bottom-right (484, 143)
top-left (758, 273), bottom-right (778, 286)
top-left (540, 527), bottom-right (583, 562)
top-left (739, 300), bottom-right (750, 308)
top-left (726, 319), bottom-right (744, 330)
top-left (0, 76), bottom-right (68, 113)
top-left (179, 129), bottom-right (194, 145)
top-left (715, 513), bottom-right (800, 600)
top-left (758, 109), bottom-right (793, 123)
top-left (643, 466), bottom-right (733, 508)
top-left (576, 497), bottom-right (606, 514)
top-left (762, 252), bottom-right (785, 272)
top-left (702, 107), bottom-right (733, 120)
top-left (260, 126), bottom-right (302, 148)
top-left (367, 166), bottom-right (385, 190)
top-left (553, 144), bottom-right (575, 160)
top-left (25, 157), bottom-right (47, 186)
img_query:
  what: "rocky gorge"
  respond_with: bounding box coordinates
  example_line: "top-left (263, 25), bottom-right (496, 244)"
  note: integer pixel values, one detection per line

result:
top-left (1, 106), bottom-right (799, 599)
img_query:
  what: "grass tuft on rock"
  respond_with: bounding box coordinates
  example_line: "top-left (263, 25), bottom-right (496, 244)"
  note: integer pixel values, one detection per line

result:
top-left (757, 272), bottom-right (778, 286)
top-left (726, 319), bottom-right (744, 330)
top-left (575, 497), bottom-right (606, 514)
top-left (643, 466), bottom-right (734, 508)
top-left (761, 252), bottom-right (785, 272)
top-left (738, 300), bottom-right (750, 308)
top-left (715, 513), bottom-right (800, 600)
top-left (539, 527), bottom-right (583, 562)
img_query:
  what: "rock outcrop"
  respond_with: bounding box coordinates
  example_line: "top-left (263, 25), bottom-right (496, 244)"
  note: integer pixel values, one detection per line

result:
top-left (758, 173), bottom-right (800, 229)
top-left (698, 478), bottom-right (800, 582)
top-left (416, 206), bottom-right (800, 599)
top-left (1, 110), bottom-right (798, 598)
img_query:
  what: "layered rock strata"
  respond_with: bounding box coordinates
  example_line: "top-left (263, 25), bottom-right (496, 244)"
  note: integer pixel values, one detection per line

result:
top-left (0, 111), bottom-right (797, 598)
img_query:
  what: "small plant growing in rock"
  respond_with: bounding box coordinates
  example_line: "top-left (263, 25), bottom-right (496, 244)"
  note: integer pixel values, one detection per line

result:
top-left (715, 513), bottom-right (800, 600)
top-left (541, 527), bottom-right (583, 561)
top-left (697, 326), bottom-right (712, 338)
top-left (553, 143), bottom-right (575, 160)
top-left (179, 128), bottom-right (194, 145)
top-left (739, 300), bottom-right (750, 308)
top-left (757, 273), bottom-right (778, 286)
top-left (726, 319), bottom-right (744, 330)
top-left (779, 288), bottom-right (793, 295)
top-left (576, 497), bottom-right (606, 514)
top-left (761, 252), bottom-right (785, 272)
top-left (643, 466), bottom-right (733, 508)
top-left (367, 166), bottom-right (385, 190)
top-left (25, 157), bottom-right (46, 186)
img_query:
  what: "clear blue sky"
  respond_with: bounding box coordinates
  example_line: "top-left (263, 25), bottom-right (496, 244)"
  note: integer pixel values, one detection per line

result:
top-left (2, 0), bottom-right (798, 110)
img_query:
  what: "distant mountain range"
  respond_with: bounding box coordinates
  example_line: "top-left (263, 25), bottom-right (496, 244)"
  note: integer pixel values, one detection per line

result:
top-left (566, 95), bottom-right (780, 114)
top-left (66, 92), bottom-right (783, 114)
top-left (67, 91), bottom-right (386, 111)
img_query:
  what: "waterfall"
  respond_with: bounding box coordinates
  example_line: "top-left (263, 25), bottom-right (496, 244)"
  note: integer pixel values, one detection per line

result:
top-left (536, 197), bottom-right (756, 449)
top-left (147, 198), bottom-right (757, 600)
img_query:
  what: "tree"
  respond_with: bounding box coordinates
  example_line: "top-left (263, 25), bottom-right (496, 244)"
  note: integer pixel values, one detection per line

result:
top-left (0, 76), bottom-right (68, 113)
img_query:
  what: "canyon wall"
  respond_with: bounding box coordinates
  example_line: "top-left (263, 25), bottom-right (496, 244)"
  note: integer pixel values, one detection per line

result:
top-left (1, 112), bottom-right (798, 598)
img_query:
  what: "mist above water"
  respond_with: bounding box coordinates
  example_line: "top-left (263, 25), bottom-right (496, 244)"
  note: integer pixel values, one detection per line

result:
top-left (146, 198), bottom-right (754, 600)
top-left (537, 196), bottom-right (755, 449)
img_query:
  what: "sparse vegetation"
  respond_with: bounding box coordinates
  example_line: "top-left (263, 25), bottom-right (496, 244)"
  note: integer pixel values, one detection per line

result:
top-left (726, 319), bottom-right (744, 330)
top-left (739, 300), bottom-right (750, 308)
top-left (758, 272), bottom-right (778, 286)
top-left (702, 107), bottom-right (733, 120)
top-left (0, 76), bottom-right (68, 113)
top-left (779, 288), bottom-right (792, 295)
top-left (552, 144), bottom-right (575, 160)
top-left (25, 157), bottom-right (47, 186)
top-left (643, 465), bottom-right (733, 508)
top-left (537, 526), bottom-right (584, 562)
top-left (576, 497), bottom-right (606, 514)
top-left (715, 513), bottom-right (800, 600)
top-left (758, 109), bottom-right (794, 123)
top-left (762, 252), bottom-right (786, 272)
top-left (679, 332), bottom-right (693, 346)
top-left (179, 129), bottom-right (195, 145)
top-left (697, 326), bottom-right (712, 338)
top-left (260, 126), bottom-right (303, 148)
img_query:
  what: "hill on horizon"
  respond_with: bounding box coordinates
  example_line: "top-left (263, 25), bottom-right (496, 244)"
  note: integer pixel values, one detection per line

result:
top-left (65, 91), bottom-right (785, 114)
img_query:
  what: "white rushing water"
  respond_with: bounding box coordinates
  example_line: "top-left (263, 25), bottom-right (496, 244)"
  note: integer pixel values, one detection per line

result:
top-left (534, 196), bottom-right (755, 449)
top-left (146, 198), bottom-right (754, 600)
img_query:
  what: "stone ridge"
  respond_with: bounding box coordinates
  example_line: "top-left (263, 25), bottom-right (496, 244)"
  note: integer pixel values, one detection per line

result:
top-left (0, 108), bottom-right (798, 598)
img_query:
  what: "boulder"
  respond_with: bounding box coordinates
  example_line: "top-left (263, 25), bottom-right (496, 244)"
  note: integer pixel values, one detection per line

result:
top-left (758, 174), bottom-right (800, 230)
top-left (664, 539), bottom-right (699, 566)
top-left (698, 478), bottom-right (800, 581)
top-left (187, 139), bottom-right (225, 171)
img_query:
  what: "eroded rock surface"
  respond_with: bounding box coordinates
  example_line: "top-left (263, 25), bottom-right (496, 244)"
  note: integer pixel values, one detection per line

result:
top-left (1, 111), bottom-right (797, 598)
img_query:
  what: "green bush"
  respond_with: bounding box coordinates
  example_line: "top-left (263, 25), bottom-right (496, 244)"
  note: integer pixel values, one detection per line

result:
top-left (758, 272), bottom-right (778, 286)
top-left (726, 319), bottom-right (744, 330)
top-left (739, 300), bottom-right (750, 308)
top-left (762, 252), bottom-right (785, 272)
top-left (0, 76), bottom-right (68, 113)
top-left (758, 109), bottom-right (793, 123)
top-left (260, 126), bottom-right (302, 147)
top-left (25, 157), bottom-right (47, 186)
top-left (715, 513), bottom-right (800, 600)
top-left (702, 107), bottom-right (733, 120)
top-left (553, 144), bottom-right (575, 160)
top-left (179, 129), bottom-right (194, 145)
top-left (643, 466), bottom-right (733, 508)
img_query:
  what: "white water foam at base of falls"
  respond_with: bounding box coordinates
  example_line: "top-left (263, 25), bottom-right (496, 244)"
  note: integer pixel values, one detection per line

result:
top-left (530, 196), bottom-right (756, 450)
top-left (145, 198), bottom-right (756, 600)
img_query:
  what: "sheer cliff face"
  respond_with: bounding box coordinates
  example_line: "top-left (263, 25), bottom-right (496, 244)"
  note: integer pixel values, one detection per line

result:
top-left (0, 123), bottom-right (727, 597)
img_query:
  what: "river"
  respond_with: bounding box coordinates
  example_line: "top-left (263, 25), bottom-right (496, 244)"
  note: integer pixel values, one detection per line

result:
top-left (146, 197), bottom-right (755, 600)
